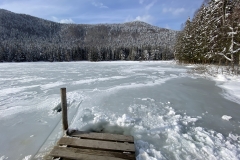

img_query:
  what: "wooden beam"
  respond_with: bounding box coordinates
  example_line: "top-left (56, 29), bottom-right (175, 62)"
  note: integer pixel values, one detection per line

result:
top-left (50, 146), bottom-right (135, 160)
top-left (60, 88), bottom-right (68, 131)
top-left (58, 137), bottom-right (135, 152)
top-left (70, 131), bottom-right (134, 143)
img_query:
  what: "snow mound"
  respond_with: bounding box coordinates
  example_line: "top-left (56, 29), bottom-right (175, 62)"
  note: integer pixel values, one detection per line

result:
top-left (216, 74), bottom-right (229, 82)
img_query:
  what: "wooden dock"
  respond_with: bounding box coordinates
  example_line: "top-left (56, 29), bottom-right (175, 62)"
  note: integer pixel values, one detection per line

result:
top-left (48, 130), bottom-right (135, 160)
top-left (46, 88), bottom-right (136, 160)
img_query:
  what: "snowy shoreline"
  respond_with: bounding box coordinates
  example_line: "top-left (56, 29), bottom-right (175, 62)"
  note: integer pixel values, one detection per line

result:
top-left (185, 63), bottom-right (240, 105)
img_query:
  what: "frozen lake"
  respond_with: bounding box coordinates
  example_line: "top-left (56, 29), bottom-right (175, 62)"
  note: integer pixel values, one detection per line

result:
top-left (0, 61), bottom-right (239, 160)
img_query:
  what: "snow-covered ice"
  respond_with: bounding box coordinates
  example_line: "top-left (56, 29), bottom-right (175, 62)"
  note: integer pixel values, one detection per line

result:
top-left (0, 61), bottom-right (240, 160)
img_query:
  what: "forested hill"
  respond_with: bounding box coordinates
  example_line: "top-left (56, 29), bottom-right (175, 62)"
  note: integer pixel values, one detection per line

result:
top-left (0, 9), bottom-right (177, 62)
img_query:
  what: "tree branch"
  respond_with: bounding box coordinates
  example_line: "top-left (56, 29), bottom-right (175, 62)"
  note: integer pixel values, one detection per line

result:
top-left (218, 52), bottom-right (232, 61)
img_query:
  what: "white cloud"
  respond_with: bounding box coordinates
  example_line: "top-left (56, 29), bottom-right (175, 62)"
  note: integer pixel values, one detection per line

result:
top-left (128, 0), bottom-right (156, 24)
top-left (145, 0), bottom-right (156, 11)
top-left (60, 18), bottom-right (74, 23)
top-left (92, 2), bottom-right (108, 8)
top-left (125, 14), bottom-right (153, 24)
top-left (139, 0), bottom-right (144, 4)
top-left (52, 16), bottom-right (74, 24)
top-left (163, 7), bottom-right (185, 15)
top-left (134, 15), bottom-right (153, 23)
top-left (165, 24), bottom-right (170, 29)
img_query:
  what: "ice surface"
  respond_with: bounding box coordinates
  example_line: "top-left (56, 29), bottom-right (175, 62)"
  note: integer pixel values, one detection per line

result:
top-left (40, 81), bottom-right (65, 90)
top-left (0, 61), bottom-right (239, 160)
top-left (187, 64), bottom-right (240, 105)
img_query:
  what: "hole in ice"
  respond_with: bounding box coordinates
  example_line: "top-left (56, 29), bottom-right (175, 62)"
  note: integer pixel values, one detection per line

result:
top-left (52, 102), bottom-right (71, 113)
top-left (52, 103), bottom-right (61, 112)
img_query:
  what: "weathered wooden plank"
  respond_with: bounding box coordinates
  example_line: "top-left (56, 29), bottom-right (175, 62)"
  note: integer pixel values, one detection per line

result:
top-left (50, 146), bottom-right (129, 160)
top-left (50, 146), bottom-right (135, 160)
top-left (70, 131), bottom-right (134, 143)
top-left (58, 137), bottom-right (135, 152)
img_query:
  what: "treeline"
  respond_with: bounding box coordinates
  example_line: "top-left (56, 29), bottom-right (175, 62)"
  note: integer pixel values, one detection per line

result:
top-left (0, 44), bottom-right (172, 62)
top-left (175, 0), bottom-right (240, 66)
top-left (0, 9), bottom-right (177, 62)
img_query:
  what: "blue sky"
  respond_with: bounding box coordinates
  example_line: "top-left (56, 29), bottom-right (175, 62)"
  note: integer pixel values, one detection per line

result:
top-left (0, 0), bottom-right (203, 30)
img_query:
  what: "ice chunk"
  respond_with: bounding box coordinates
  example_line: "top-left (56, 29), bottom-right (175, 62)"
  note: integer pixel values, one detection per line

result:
top-left (22, 155), bottom-right (31, 160)
top-left (229, 133), bottom-right (239, 141)
top-left (0, 156), bottom-right (8, 160)
top-left (222, 115), bottom-right (232, 121)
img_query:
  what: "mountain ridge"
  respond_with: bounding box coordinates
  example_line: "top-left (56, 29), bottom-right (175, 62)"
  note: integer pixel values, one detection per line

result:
top-left (0, 9), bottom-right (177, 62)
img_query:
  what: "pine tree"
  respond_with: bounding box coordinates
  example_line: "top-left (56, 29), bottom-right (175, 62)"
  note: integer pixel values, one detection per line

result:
top-left (175, 0), bottom-right (240, 68)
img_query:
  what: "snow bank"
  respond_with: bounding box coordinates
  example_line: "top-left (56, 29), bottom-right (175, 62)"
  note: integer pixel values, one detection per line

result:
top-left (71, 100), bottom-right (240, 160)
top-left (213, 74), bottom-right (240, 104)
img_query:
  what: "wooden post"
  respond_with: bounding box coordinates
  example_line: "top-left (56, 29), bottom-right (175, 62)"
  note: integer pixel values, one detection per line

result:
top-left (60, 88), bottom-right (68, 131)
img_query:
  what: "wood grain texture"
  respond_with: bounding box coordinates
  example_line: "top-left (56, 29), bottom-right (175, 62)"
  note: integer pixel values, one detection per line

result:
top-left (50, 146), bottom-right (136, 160)
top-left (70, 131), bottom-right (134, 143)
top-left (58, 137), bottom-right (135, 152)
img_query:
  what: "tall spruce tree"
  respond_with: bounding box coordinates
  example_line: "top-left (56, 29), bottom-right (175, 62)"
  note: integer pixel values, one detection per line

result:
top-left (175, 0), bottom-right (240, 67)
